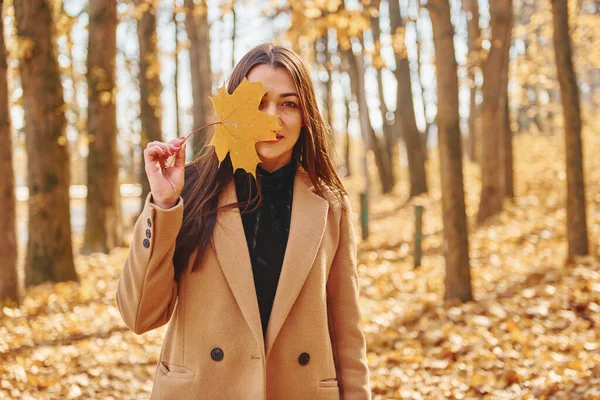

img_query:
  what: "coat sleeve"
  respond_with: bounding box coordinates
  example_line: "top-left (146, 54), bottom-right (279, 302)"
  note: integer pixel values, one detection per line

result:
top-left (116, 192), bottom-right (184, 334)
top-left (326, 195), bottom-right (371, 399)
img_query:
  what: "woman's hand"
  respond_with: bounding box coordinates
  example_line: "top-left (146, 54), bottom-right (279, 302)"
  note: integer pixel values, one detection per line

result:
top-left (144, 137), bottom-right (186, 209)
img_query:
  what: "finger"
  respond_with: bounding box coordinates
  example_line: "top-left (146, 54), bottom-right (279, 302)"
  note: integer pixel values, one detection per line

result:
top-left (168, 142), bottom-right (182, 152)
top-left (147, 140), bottom-right (166, 148)
top-left (148, 143), bottom-right (169, 153)
top-left (145, 144), bottom-right (169, 160)
top-left (144, 148), bottom-right (173, 174)
top-left (144, 145), bottom-right (162, 159)
top-left (151, 143), bottom-right (177, 157)
top-left (173, 142), bottom-right (186, 168)
top-left (159, 143), bottom-right (175, 155)
top-left (167, 137), bottom-right (186, 147)
top-left (148, 141), bottom-right (173, 155)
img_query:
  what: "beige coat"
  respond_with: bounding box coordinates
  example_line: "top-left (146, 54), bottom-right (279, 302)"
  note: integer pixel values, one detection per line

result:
top-left (116, 167), bottom-right (371, 399)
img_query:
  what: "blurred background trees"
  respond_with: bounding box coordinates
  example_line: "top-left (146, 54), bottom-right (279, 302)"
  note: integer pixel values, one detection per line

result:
top-left (134, 0), bottom-right (164, 206)
top-left (14, 0), bottom-right (78, 288)
top-left (1, 0), bottom-right (598, 305)
top-left (427, 0), bottom-right (472, 301)
top-left (551, 0), bottom-right (589, 258)
top-left (83, 0), bottom-right (121, 254)
top-left (0, 0), bottom-right (18, 303)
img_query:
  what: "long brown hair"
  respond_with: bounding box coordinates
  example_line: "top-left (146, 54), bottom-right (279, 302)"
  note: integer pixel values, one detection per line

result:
top-left (172, 43), bottom-right (346, 281)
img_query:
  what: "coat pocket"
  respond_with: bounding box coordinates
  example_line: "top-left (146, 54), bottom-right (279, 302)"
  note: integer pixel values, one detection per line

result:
top-left (158, 361), bottom-right (195, 379)
top-left (318, 379), bottom-right (339, 388)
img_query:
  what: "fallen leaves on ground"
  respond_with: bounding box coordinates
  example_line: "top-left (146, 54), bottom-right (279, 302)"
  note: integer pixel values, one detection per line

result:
top-left (345, 131), bottom-right (600, 399)
top-left (1, 131), bottom-right (600, 399)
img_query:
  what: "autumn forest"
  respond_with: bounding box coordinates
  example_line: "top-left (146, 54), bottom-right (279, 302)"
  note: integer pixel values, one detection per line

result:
top-left (1, 0), bottom-right (600, 398)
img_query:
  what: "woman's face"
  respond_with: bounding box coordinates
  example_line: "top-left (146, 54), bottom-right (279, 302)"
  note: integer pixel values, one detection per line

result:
top-left (247, 64), bottom-right (303, 172)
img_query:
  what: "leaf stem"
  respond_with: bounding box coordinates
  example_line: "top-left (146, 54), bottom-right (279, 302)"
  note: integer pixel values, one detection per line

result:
top-left (182, 121), bottom-right (222, 144)
top-left (166, 121), bottom-right (222, 167)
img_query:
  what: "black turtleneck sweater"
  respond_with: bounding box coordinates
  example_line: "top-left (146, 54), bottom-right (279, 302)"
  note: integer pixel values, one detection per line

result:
top-left (233, 159), bottom-right (297, 338)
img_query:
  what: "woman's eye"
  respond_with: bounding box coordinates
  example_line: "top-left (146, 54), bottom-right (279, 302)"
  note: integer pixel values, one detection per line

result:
top-left (283, 101), bottom-right (297, 108)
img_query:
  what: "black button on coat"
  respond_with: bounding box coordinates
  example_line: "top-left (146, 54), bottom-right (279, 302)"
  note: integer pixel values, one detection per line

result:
top-left (298, 352), bottom-right (310, 366)
top-left (211, 348), bottom-right (224, 361)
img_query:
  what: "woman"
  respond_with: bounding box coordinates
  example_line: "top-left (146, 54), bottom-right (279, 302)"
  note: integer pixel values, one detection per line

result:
top-left (116, 44), bottom-right (371, 400)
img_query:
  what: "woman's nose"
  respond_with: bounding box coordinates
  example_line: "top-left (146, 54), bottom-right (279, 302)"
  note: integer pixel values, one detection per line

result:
top-left (261, 102), bottom-right (278, 116)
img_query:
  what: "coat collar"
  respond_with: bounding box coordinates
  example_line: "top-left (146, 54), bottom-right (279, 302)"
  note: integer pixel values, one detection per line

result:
top-left (212, 165), bottom-right (329, 359)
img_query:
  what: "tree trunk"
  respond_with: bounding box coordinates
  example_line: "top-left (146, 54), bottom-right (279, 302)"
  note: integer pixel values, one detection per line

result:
top-left (231, 5), bottom-right (236, 70)
top-left (324, 35), bottom-right (335, 142)
top-left (370, 3), bottom-right (396, 173)
top-left (15, 0), bottom-right (78, 286)
top-left (389, 0), bottom-right (428, 197)
top-left (174, 0), bottom-right (181, 139)
top-left (135, 0), bottom-right (164, 210)
top-left (375, 69), bottom-right (394, 153)
top-left (500, 13), bottom-right (514, 199)
top-left (503, 73), bottom-right (515, 199)
top-left (185, 0), bottom-right (213, 157)
top-left (345, 48), bottom-right (370, 191)
top-left (463, 0), bottom-right (482, 163)
top-left (516, 2), bottom-right (542, 136)
top-left (345, 48), bottom-right (394, 193)
top-left (427, 0), bottom-right (472, 302)
top-left (551, 0), bottom-right (589, 257)
top-left (477, 0), bottom-right (512, 224)
top-left (60, 2), bottom-right (86, 186)
top-left (344, 91), bottom-right (351, 177)
top-left (315, 35), bottom-right (333, 137)
top-left (414, 3), bottom-right (430, 161)
top-left (83, 0), bottom-right (121, 254)
top-left (0, 0), bottom-right (19, 303)
top-left (467, 85), bottom-right (480, 162)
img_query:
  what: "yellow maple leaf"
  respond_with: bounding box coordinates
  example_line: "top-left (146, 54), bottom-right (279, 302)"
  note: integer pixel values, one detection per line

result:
top-left (207, 77), bottom-right (281, 177)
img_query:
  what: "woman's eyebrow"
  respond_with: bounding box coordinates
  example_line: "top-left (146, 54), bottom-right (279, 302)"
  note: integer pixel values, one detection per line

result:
top-left (279, 92), bottom-right (299, 98)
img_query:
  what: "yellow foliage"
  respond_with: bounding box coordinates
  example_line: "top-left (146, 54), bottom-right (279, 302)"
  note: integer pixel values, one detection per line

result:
top-left (207, 78), bottom-right (281, 177)
top-left (391, 27), bottom-right (407, 59)
top-left (192, 2), bottom-right (208, 18)
top-left (219, 0), bottom-right (234, 17)
top-left (133, 2), bottom-right (150, 21)
top-left (99, 91), bottom-right (113, 106)
top-left (371, 54), bottom-right (387, 70)
top-left (340, 129), bottom-right (600, 398)
top-left (56, 135), bottom-right (68, 146)
top-left (303, 8), bottom-right (322, 18)
top-left (2, 132), bottom-right (600, 398)
top-left (286, 4), bottom-right (371, 52)
top-left (14, 37), bottom-right (35, 61)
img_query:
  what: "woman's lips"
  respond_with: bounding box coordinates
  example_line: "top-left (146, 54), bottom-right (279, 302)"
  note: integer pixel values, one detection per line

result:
top-left (264, 134), bottom-right (284, 143)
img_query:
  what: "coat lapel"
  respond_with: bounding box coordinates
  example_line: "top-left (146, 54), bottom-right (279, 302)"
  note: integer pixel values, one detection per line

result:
top-left (212, 179), bottom-right (265, 355)
top-left (265, 168), bottom-right (329, 359)
top-left (212, 167), bottom-right (329, 361)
